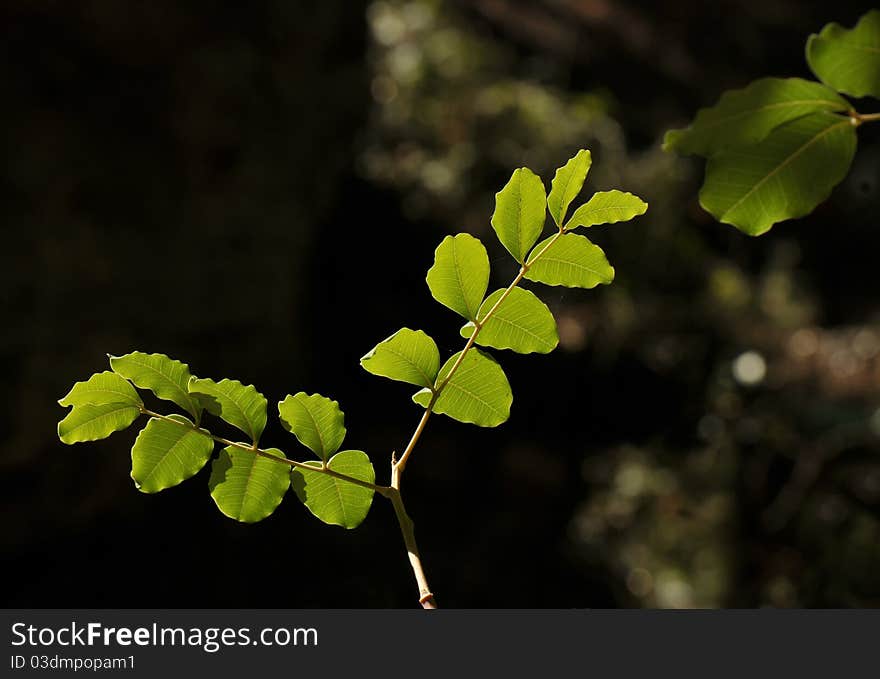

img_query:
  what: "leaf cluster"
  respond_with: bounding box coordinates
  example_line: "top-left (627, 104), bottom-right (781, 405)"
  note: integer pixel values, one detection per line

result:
top-left (664, 10), bottom-right (880, 235)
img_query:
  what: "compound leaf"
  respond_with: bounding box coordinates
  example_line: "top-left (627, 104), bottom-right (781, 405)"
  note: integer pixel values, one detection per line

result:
top-left (425, 234), bottom-right (490, 320)
top-left (807, 10), bottom-right (880, 99)
top-left (209, 446), bottom-right (290, 523)
top-left (525, 233), bottom-right (615, 289)
top-left (548, 149), bottom-right (592, 227)
top-left (360, 328), bottom-right (440, 388)
top-left (663, 77), bottom-right (850, 156)
top-left (461, 287), bottom-right (558, 355)
top-left (491, 167), bottom-right (547, 263)
top-left (109, 352), bottom-right (201, 419)
top-left (58, 402), bottom-right (141, 444)
top-left (564, 190), bottom-right (648, 230)
top-left (413, 349), bottom-right (512, 427)
top-left (277, 393), bottom-right (346, 462)
top-left (131, 414), bottom-right (213, 493)
top-left (59, 371), bottom-right (142, 409)
top-left (188, 377), bottom-right (267, 444)
top-left (291, 450), bottom-right (375, 529)
top-left (699, 111), bottom-right (857, 235)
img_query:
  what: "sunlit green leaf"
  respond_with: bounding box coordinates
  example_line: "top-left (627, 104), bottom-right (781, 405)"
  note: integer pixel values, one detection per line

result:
top-left (413, 349), bottom-right (511, 427)
top-left (59, 371), bottom-right (142, 408)
top-left (548, 149), bottom-right (592, 227)
top-left (425, 233), bottom-right (490, 320)
top-left (277, 393), bottom-right (346, 462)
top-left (291, 450), bottom-right (375, 529)
top-left (491, 167), bottom-right (547, 263)
top-left (807, 10), bottom-right (880, 99)
top-left (564, 190), bottom-right (647, 230)
top-left (524, 233), bottom-right (614, 289)
top-left (663, 77), bottom-right (850, 156)
top-left (188, 377), bottom-right (267, 444)
top-left (699, 111), bottom-right (857, 235)
top-left (109, 352), bottom-right (201, 419)
top-left (461, 288), bottom-right (558, 355)
top-left (209, 446), bottom-right (290, 523)
top-left (58, 402), bottom-right (141, 444)
top-left (360, 328), bottom-right (440, 388)
top-left (131, 415), bottom-right (213, 493)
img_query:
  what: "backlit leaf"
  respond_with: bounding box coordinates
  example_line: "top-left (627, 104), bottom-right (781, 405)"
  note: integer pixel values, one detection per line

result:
top-left (548, 149), bottom-right (592, 227)
top-left (110, 352), bottom-right (201, 419)
top-left (491, 167), bottom-right (547, 263)
top-left (564, 190), bottom-right (647, 230)
top-left (699, 111), bottom-right (857, 235)
top-left (58, 402), bottom-right (141, 444)
top-left (278, 393), bottom-right (346, 462)
top-left (807, 10), bottom-right (880, 99)
top-left (131, 414), bottom-right (213, 493)
top-left (59, 371), bottom-right (142, 408)
top-left (209, 446), bottom-right (290, 523)
top-left (413, 349), bottom-right (512, 427)
top-left (663, 77), bottom-right (849, 156)
top-left (360, 328), bottom-right (440, 388)
top-left (291, 450), bottom-right (375, 529)
top-left (188, 377), bottom-right (267, 444)
top-left (425, 234), bottom-right (490, 320)
top-left (525, 233), bottom-right (615, 289)
top-left (461, 288), bottom-right (558, 355)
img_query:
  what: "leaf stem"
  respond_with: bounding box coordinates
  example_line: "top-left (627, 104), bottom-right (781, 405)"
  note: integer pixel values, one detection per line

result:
top-left (385, 228), bottom-right (566, 607)
top-left (850, 110), bottom-right (880, 126)
top-left (139, 407), bottom-right (392, 497)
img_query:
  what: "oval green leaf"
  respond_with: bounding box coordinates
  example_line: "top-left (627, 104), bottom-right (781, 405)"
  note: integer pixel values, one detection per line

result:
top-left (277, 393), bottom-right (346, 462)
top-left (413, 349), bottom-right (512, 427)
top-left (291, 450), bottom-right (375, 529)
top-left (188, 377), bottom-right (267, 444)
top-left (663, 77), bottom-right (849, 156)
top-left (58, 402), bottom-right (141, 444)
top-left (360, 328), bottom-right (440, 388)
top-left (425, 234), bottom-right (490, 320)
top-left (699, 111), bottom-right (857, 236)
top-left (209, 446), bottom-right (290, 523)
top-left (131, 414), bottom-right (213, 493)
top-left (461, 287), bottom-right (558, 355)
top-left (109, 352), bottom-right (201, 419)
top-left (59, 371), bottom-right (142, 408)
top-left (548, 149), bottom-right (592, 227)
top-left (807, 10), bottom-right (880, 99)
top-left (491, 167), bottom-right (547, 263)
top-left (564, 190), bottom-right (648, 230)
top-left (525, 233), bottom-right (615, 289)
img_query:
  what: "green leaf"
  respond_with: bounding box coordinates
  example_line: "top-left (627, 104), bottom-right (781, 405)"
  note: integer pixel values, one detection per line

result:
top-left (564, 190), bottom-right (648, 230)
top-left (291, 450), bottom-right (375, 529)
top-left (807, 10), bottom-right (880, 99)
top-left (491, 167), bottom-right (548, 263)
top-left (188, 377), bottom-right (267, 444)
top-left (209, 446), bottom-right (290, 523)
top-left (413, 349), bottom-right (512, 427)
top-left (130, 415), bottom-right (213, 493)
top-left (277, 393), bottom-right (346, 462)
top-left (425, 233), bottom-right (490, 320)
top-left (58, 402), bottom-right (141, 444)
top-left (663, 77), bottom-right (850, 156)
top-left (699, 111), bottom-right (857, 236)
top-left (360, 328), bottom-right (440, 388)
top-left (109, 352), bottom-right (201, 419)
top-left (460, 287), bottom-right (558, 355)
top-left (525, 233), bottom-right (615, 289)
top-left (59, 371), bottom-right (142, 408)
top-left (547, 149), bottom-right (592, 227)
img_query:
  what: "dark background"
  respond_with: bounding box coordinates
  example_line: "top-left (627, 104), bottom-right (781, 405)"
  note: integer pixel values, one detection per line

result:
top-left (2, 0), bottom-right (879, 608)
